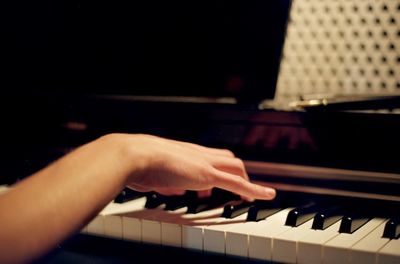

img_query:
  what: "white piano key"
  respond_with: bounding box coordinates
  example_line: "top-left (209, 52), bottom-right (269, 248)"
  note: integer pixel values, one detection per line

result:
top-left (248, 209), bottom-right (293, 261)
top-left (104, 197), bottom-right (147, 239)
top-left (122, 216), bottom-right (141, 241)
top-left (86, 215), bottom-right (105, 236)
top-left (351, 220), bottom-right (390, 264)
top-left (118, 197), bottom-right (148, 241)
top-left (182, 225), bottom-right (203, 251)
top-left (297, 221), bottom-right (341, 264)
top-left (86, 200), bottom-right (117, 236)
top-left (124, 207), bottom-right (165, 244)
top-left (225, 230), bottom-right (248, 258)
top-left (272, 219), bottom-right (314, 264)
top-left (103, 197), bottom-right (147, 215)
top-left (203, 213), bottom-right (248, 254)
top-left (224, 208), bottom-right (287, 259)
top-left (142, 219), bottom-right (162, 244)
top-left (122, 203), bottom-right (185, 244)
top-left (104, 215), bottom-right (123, 239)
top-left (377, 237), bottom-right (400, 264)
top-left (248, 208), bottom-right (294, 261)
top-left (182, 207), bottom-right (225, 251)
top-left (117, 200), bottom-right (168, 245)
top-left (161, 207), bottom-right (188, 247)
top-left (161, 222), bottom-right (182, 247)
top-left (323, 218), bottom-right (386, 264)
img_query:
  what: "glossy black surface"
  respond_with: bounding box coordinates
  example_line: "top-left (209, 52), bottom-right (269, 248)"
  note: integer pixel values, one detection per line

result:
top-left (339, 213), bottom-right (371, 234)
top-left (187, 189), bottom-right (240, 214)
top-left (247, 200), bottom-right (284, 222)
top-left (144, 193), bottom-right (166, 209)
top-left (164, 191), bottom-right (197, 211)
top-left (222, 201), bottom-right (252, 219)
top-left (285, 202), bottom-right (319, 227)
top-left (382, 217), bottom-right (400, 239)
top-left (114, 188), bottom-right (145, 204)
top-left (312, 206), bottom-right (344, 230)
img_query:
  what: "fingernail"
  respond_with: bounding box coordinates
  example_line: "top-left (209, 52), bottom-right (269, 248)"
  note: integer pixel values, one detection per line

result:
top-left (265, 188), bottom-right (276, 198)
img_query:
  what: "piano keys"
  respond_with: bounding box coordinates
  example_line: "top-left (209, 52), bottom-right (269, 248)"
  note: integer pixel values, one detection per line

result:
top-left (81, 188), bottom-right (400, 264)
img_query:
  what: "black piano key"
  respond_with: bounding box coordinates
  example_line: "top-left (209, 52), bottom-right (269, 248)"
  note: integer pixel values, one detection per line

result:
top-left (285, 202), bottom-right (320, 227)
top-left (145, 192), bottom-right (166, 209)
top-left (187, 188), bottom-right (240, 214)
top-left (164, 191), bottom-right (197, 211)
top-left (382, 217), bottom-right (400, 239)
top-left (187, 197), bottom-right (215, 214)
top-left (247, 200), bottom-right (283, 222)
top-left (312, 206), bottom-right (344, 230)
top-left (114, 187), bottom-right (145, 203)
top-left (339, 213), bottom-right (371, 234)
top-left (222, 201), bottom-right (252, 219)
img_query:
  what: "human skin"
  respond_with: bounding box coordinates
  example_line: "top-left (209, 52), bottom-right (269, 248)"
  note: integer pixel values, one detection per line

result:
top-left (0, 133), bottom-right (275, 263)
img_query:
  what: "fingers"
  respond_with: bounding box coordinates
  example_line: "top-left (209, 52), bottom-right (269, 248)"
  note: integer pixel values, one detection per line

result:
top-left (209, 156), bottom-right (249, 181)
top-left (209, 155), bottom-right (255, 201)
top-left (212, 170), bottom-right (276, 200)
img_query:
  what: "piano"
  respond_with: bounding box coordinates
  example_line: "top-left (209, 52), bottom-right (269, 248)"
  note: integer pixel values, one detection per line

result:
top-left (1, 0), bottom-right (399, 263)
top-left (1, 95), bottom-right (399, 264)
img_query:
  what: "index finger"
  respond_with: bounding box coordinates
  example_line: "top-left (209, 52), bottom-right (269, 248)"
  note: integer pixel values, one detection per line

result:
top-left (213, 170), bottom-right (276, 200)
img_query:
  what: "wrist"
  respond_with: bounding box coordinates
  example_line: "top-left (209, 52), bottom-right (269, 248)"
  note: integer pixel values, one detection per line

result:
top-left (96, 133), bottom-right (151, 187)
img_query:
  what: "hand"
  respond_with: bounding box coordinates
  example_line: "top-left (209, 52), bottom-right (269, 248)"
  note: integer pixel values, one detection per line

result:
top-left (105, 134), bottom-right (276, 200)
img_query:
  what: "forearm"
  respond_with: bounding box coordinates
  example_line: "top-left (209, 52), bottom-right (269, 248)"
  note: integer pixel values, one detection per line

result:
top-left (0, 135), bottom-right (132, 263)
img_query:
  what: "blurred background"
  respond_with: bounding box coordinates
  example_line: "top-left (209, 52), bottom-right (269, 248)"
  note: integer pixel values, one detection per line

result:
top-left (276, 0), bottom-right (399, 101)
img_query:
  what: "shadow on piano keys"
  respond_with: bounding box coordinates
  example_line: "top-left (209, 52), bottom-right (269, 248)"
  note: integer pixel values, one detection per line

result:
top-left (38, 187), bottom-right (400, 264)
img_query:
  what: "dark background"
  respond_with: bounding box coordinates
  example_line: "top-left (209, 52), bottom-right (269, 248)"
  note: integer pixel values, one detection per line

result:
top-left (1, 0), bottom-right (291, 103)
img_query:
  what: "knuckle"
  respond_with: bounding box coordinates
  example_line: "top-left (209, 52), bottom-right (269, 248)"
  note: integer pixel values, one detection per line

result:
top-left (223, 149), bottom-right (235, 157)
top-left (234, 158), bottom-right (244, 167)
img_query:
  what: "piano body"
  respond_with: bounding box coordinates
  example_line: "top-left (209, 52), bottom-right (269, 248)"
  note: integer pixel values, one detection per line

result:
top-left (1, 0), bottom-right (400, 263)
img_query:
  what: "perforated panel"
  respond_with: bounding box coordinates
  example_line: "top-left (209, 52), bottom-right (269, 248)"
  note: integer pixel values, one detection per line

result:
top-left (276, 0), bottom-right (400, 100)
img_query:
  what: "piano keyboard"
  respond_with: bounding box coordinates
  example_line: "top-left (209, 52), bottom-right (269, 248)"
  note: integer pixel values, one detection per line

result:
top-left (82, 188), bottom-right (400, 264)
